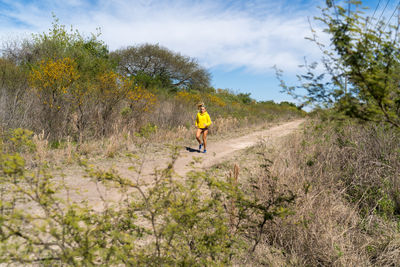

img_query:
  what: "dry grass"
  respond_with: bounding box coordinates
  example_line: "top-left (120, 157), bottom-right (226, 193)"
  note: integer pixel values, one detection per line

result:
top-left (270, 121), bottom-right (399, 266)
top-left (31, 112), bottom-right (285, 169)
top-left (9, 113), bottom-right (399, 266)
top-left (27, 114), bottom-right (399, 267)
top-left (212, 119), bottom-right (400, 266)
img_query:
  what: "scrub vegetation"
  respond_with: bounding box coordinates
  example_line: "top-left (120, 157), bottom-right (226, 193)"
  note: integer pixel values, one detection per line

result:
top-left (0, 18), bottom-right (303, 142)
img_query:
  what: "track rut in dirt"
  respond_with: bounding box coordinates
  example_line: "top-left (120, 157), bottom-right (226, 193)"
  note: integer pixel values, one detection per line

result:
top-left (59, 119), bottom-right (305, 210)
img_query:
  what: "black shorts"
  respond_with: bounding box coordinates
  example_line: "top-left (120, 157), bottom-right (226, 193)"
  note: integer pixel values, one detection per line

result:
top-left (199, 128), bottom-right (208, 132)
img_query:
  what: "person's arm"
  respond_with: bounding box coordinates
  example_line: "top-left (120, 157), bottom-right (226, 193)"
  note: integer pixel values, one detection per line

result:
top-left (205, 113), bottom-right (212, 127)
top-left (195, 113), bottom-right (199, 128)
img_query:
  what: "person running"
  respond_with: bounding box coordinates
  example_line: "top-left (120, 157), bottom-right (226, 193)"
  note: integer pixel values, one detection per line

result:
top-left (195, 104), bottom-right (212, 153)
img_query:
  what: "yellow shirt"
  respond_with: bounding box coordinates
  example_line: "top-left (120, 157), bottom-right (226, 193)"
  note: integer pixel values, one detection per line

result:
top-left (195, 111), bottom-right (212, 128)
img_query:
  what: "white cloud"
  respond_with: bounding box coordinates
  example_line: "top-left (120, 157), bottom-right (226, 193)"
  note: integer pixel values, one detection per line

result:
top-left (0, 0), bottom-right (327, 73)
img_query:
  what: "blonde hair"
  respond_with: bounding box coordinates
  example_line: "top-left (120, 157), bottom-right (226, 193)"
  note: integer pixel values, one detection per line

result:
top-left (197, 102), bottom-right (205, 110)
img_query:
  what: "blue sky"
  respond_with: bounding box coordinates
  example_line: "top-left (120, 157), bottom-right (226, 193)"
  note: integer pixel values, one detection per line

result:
top-left (0, 0), bottom-right (397, 104)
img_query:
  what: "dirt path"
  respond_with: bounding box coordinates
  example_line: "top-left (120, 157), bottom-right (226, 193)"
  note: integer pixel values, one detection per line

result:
top-left (173, 119), bottom-right (304, 176)
top-left (59, 119), bottom-right (305, 210)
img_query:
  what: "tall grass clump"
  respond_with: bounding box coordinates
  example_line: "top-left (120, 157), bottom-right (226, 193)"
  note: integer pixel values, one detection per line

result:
top-left (256, 116), bottom-right (400, 266)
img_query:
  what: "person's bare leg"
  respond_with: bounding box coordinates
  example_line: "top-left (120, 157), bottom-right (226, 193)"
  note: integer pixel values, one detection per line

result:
top-left (202, 129), bottom-right (208, 150)
top-left (196, 128), bottom-right (202, 144)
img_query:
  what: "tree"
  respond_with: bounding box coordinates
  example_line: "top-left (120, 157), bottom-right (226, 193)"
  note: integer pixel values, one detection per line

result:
top-left (278, 0), bottom-right (400, 128)
top-left (111, 44), bottom-right (211, 92)
top-left (29, 57), bottom-right (80, 137)
top-left (237, 93), bottom-right (253, 104)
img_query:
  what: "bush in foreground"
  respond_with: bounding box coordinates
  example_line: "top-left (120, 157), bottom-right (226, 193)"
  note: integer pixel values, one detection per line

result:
top-left (0, 129), bottom-right (294, 265)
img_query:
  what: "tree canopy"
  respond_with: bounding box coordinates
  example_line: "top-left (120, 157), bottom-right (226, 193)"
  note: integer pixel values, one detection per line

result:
top-left (278, 0), bottom-right (400, 128)
top-left (111, 44), bottom-right (211, 92)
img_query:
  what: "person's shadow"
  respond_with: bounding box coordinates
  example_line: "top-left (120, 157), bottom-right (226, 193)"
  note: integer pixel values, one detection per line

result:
top-left (185, 146), bottom-right (200, 153)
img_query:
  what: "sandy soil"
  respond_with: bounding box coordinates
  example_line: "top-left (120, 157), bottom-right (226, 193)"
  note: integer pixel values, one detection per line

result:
top-left (174, 119), bottom-right (304, 176)
top-left (57, 119), bottom-right (305, 210)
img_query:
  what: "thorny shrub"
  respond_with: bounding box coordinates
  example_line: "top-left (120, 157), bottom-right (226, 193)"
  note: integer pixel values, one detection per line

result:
top-left (301, 119), bottom-right (400, 220)
top-left (261, 118), bottom-right (400, 266)
top-left (0, 129), bottom-right (294, 266)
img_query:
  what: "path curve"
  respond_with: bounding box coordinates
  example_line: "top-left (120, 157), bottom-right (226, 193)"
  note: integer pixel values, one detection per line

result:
top-left (56, 119), bottom-right (304, 211)
top-left (173, 119), bottom-right (304, 176)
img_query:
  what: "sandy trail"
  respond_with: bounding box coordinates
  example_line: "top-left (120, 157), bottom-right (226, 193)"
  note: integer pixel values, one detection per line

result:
top-left (173, 119), bottom-right (304, 176)
top-left (58, 119), bottom-right (304, 210)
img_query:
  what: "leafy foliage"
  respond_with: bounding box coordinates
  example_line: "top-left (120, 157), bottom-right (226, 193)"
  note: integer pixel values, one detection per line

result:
top-left (0, 132), bottom-right (295, 265)
top-left (16, 19), bottom-right (157, 140)
top-left (278, 0), bottom-right (400, 127)
top-left (0, 17), bottom-right (303, 142)
top-left (111, 43), bottom-right (211, 92)
top-left (29, 57), bottom-right (80, 107)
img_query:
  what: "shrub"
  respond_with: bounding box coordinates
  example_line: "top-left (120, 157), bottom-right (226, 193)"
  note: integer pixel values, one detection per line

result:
top-left (0, 131), bottom-right (296, 265)
top-left (264, 117), bottom-right (400, 265)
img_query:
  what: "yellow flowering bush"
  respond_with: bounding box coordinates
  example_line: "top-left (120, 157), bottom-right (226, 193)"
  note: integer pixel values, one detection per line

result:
top-left (29, 57), bottom-right (80, 109)
top-left (175, 91), bottom-right (226, 109)
top-left (96, 71), bottom-right (132, 101)
top-left (175, 91), bottom-right (201, 105)
top-left (127, 85), bottom-right (157, 112)
top-left (206, 93), bottom-right (226, 107)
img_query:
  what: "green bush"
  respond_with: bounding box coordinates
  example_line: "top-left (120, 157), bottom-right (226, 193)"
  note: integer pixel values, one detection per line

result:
top-left (0, 132), bottom-right (295, 265)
